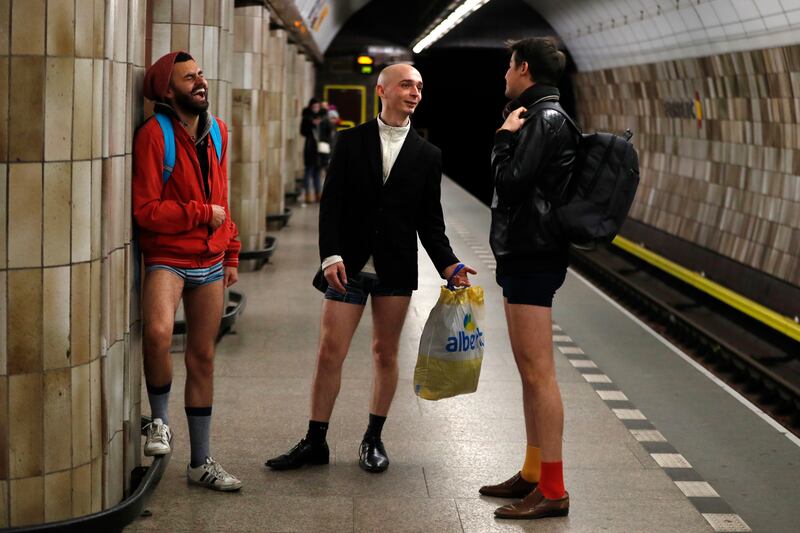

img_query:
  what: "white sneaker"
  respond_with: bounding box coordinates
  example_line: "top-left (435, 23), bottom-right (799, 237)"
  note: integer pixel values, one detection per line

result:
top-left (143, 418), bottom-right (172, 456)
top-left (187, 457), bottom-right (243, 491)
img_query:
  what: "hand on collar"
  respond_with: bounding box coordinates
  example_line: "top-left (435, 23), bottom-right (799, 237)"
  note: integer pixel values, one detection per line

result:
top-left (503, 84), bottom-right (560, 119)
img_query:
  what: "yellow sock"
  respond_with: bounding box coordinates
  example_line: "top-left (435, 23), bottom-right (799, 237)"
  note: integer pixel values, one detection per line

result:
top-left (520, 445), bottom-right (541, 483)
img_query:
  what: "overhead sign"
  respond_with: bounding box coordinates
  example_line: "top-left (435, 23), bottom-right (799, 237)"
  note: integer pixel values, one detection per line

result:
top-left (303, 0), bottom-right (329, 32)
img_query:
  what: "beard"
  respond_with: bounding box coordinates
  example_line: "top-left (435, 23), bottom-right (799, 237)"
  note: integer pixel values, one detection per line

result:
top-left (170, 86), bottom-right (209, 115)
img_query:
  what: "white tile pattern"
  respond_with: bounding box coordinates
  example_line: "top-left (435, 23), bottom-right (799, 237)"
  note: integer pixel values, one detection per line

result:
top-left (583, 373), bottom-right (613, 383)
top-left (651, 453), bottom-right (693, 468)
top-left (702, 513), bottom-right (753, 532)
top-left (557, 345), bottom-right (585, 355)
top-left (597, 390), bottom-right (629, 401)
top-left (613, 408), bottom-right (648, 420)
top-left (524, 0), bottom-right (800, 70)
top-left (570, 359), bottom-right (598, 368)
top-left (630, 429), bottom-right (667, 442)
top-left (675, 481), bottom-right (720, 497)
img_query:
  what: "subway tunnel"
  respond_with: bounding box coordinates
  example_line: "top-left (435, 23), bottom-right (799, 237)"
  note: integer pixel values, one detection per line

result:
top-left (0, 0), bottom-right (799, 531)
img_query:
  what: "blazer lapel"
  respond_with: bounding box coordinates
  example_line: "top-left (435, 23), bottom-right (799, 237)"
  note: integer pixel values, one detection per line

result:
top-left (384, 126), bottom-right (423, 187)
top-left (362, 119), bottom-right (383, 188)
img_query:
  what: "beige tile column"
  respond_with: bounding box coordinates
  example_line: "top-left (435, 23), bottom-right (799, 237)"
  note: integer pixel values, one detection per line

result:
top-left (0, 0), bottom-right (147, 526)
top-left (282, 42), bottom-right (299, 196)
top-left (231, 5), bottom-right (269, 267)
top-left (266, 28), bottom-right (287, 218)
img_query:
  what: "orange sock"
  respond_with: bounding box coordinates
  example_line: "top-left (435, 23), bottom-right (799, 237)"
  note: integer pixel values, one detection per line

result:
top-left (539, 461), bottom-right (565, 499)
top-left (520, 445), bottom-right (541, 483)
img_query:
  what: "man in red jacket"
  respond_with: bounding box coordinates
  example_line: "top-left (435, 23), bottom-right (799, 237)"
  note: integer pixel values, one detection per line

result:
top-left (133, 51), bottom-right (242, 491)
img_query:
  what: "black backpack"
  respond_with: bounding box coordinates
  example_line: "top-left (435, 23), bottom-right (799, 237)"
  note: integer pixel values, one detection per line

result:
top-left (535, 101), bottom-right (640, 250)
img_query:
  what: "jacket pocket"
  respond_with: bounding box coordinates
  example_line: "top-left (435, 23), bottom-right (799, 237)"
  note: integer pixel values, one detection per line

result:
top-left (206, 223), bottom-right (231, 255)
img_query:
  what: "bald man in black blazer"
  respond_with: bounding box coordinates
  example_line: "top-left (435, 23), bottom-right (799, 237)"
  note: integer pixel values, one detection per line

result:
top-left (266, 64), bottom-right (475, 474)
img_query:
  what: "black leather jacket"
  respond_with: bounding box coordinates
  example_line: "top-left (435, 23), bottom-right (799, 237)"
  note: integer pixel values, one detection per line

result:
top-left (490, 87), bottom-right (579, 273)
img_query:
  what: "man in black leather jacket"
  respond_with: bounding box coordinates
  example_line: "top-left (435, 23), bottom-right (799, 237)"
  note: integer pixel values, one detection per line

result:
top-left (479, 37), bottom-right (579, 521)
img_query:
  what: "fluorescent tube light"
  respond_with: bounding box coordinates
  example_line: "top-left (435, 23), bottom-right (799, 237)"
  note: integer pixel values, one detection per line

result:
top-left (412, 0), bottom-right (492, 54)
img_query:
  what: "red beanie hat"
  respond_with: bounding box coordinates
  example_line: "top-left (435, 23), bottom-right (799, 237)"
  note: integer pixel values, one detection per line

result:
top-left (143, 51), bottom-right (193, 101)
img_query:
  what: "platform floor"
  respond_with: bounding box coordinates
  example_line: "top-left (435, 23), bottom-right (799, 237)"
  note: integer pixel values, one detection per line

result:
top-left (129, 179), bottom-right (797, 532)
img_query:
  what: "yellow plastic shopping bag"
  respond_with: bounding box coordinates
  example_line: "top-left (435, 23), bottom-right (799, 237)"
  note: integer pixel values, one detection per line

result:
top-left (414, 285), bottom-right (485, 400)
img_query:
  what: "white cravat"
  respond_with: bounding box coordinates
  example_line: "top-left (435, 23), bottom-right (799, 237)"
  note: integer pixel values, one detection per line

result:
top-left (377, 115), bottom-right (411, 182)
top-left (321, 116), bottom-right (411, 274)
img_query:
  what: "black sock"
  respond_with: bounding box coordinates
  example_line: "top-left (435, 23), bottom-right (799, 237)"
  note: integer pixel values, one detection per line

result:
top-left (146, 381), bottom-right (171, 425)
top-left (364, 413), bottom-right (387, 440)
top-left (306, 420), bottom-right (329, 444)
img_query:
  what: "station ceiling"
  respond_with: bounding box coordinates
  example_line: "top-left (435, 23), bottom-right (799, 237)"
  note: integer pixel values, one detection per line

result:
top-left (299, 0), bottom-right (800, 69)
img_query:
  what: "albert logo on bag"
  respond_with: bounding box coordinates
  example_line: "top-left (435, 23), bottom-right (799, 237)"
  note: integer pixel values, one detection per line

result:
top-left (445, 313), bottom-right (484, 353)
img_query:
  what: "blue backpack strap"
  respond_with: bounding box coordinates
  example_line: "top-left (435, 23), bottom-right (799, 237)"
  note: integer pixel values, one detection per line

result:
top-left (209, 114), bottom-right (223, 164)
top-left (153, 113), bottom-right (175, 184)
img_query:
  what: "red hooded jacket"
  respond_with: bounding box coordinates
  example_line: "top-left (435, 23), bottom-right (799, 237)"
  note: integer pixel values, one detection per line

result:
top-left (133, 50), bottom-right (239, 269)
top-left (132, 107), bottom-right (240, 269)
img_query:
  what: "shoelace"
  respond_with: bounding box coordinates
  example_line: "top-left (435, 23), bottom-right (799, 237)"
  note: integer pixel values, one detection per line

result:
top-left (151, 423), bottom-right (169, 444)
top-left (205, 458), bottom-right (229, 480)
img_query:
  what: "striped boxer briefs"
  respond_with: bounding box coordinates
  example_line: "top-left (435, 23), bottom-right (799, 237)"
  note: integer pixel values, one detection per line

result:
top-left (146, 261), bottom-right (225, 289)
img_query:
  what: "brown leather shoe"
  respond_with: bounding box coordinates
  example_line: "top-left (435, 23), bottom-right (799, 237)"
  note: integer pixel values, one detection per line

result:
top-left (479, 471), bottom-right (537, 498)
top-left (494, 488), bottom-right (569, 519)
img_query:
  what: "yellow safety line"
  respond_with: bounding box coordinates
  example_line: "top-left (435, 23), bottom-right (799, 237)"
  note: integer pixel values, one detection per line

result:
top-left (612, 235), bottom-right (800, 343)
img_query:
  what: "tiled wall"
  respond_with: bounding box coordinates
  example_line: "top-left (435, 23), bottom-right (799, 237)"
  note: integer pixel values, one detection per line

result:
top-left (526, 0), bottom-right (800, 70)
top-left (231, 5), bottom-right (270, 262)
top-left (283, 42), bottom-right (300, 193)
top-left (266, 28), bottom-right (287, 218)
top-left (0, 0), bottom-right (147, 526)
top-left (573, 44), bottom-right (800, 288)
top-left (1, 1), bottom-right (318, 525)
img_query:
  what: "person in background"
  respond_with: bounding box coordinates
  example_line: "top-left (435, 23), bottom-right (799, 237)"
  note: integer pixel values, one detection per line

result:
top-left (301, 98), bottom-right (323, 203)
top-left (318, 105), bottom-right (339, 175)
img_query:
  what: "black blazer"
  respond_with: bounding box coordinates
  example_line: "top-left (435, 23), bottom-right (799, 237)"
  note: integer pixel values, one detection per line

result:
top-left (313, 119), bottom-right (458, 292)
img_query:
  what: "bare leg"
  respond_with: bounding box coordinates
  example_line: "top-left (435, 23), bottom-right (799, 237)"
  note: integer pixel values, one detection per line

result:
top-left (369, 296), bottom-right (411, 416)
top-left (505, 302), bottom-right (563, 462)
top-left (182, 280), bottom-right (224, 407)
top-left (310, 299), bottom-right (365, 421)
top-left (142, 270), bottom-right (184, 387)
top-left (504, 298), bottom-right (540, 448)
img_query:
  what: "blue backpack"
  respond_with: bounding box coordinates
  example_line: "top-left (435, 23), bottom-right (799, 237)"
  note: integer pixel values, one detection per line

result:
top-left (133, 113), bottom-right (224, 287)
top-left (153, 112), bottom-right (223, 184)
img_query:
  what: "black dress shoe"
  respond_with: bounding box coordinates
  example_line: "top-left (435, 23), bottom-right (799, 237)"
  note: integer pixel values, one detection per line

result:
top-left (265, 438), bottom-right (329, 470)
top-left (359, 436), bottom-right (389, 473)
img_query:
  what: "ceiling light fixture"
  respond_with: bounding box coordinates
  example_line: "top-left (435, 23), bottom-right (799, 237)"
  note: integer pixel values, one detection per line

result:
top-left (411, 0), bottom-right (493, 54)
